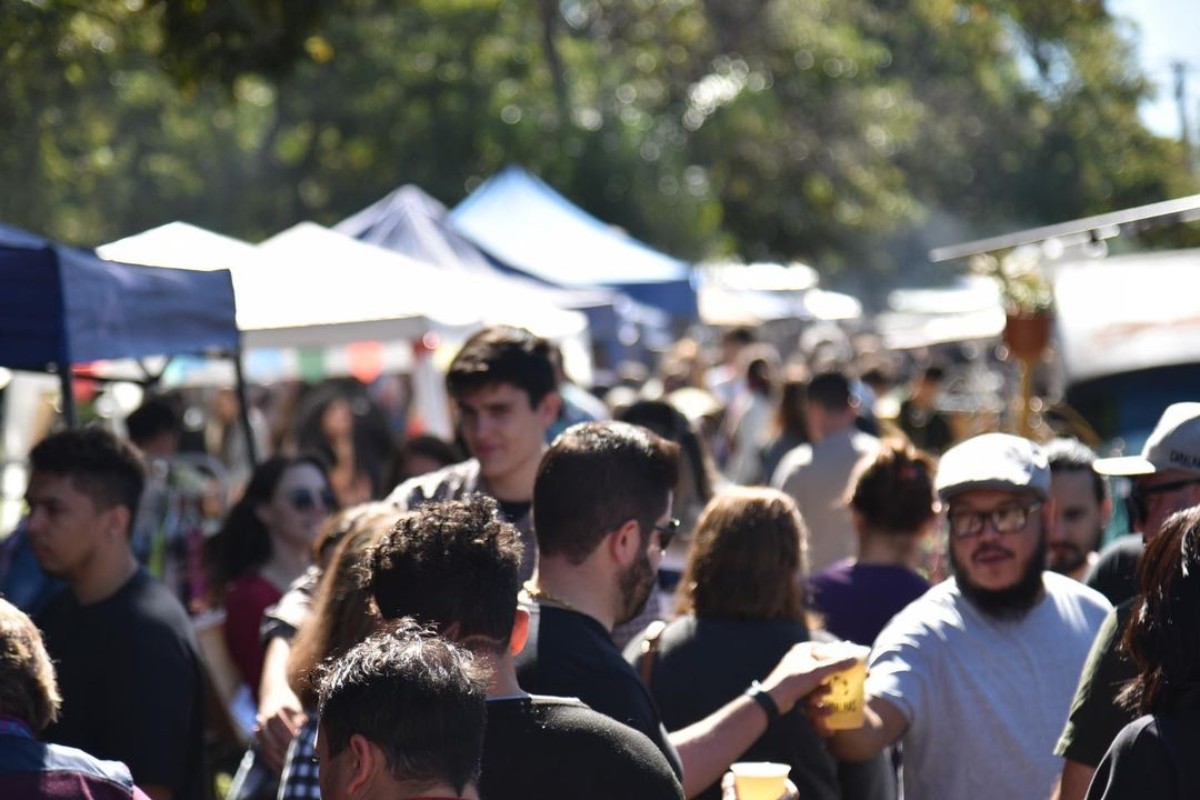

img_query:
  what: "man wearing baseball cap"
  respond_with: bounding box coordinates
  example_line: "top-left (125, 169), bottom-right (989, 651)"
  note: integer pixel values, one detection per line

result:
top-left (817, 432), bottom-right (1111, 800)
top-left (1091, 402), bottom-right (1200, 577)
top-left (1053, 402), bottom-right (1200, 800)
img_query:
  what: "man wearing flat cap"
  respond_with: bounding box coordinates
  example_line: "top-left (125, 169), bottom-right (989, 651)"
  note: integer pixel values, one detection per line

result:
top-left (815, 433), bottom-right (1111, 800)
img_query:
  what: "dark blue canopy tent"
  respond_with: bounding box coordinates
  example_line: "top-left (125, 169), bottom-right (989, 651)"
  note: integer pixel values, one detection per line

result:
top-left (0, 223), bottom-right (246, 448)
top-left (448, 166), bottom-right (698, 321)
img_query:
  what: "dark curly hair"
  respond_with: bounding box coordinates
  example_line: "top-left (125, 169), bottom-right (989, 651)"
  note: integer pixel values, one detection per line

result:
top-left (365, 495), bottom-right (523, 650)
top-left (317, 620), bottom-right (487, 794)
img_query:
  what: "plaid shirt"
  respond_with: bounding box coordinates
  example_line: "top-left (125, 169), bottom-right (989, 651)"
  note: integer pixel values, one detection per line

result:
top-left (278, 717), bottom-right (320, 800)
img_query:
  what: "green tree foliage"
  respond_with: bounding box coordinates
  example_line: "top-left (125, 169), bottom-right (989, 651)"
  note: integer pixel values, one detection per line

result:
top-left (1, 0), bottom-right (1194, 280)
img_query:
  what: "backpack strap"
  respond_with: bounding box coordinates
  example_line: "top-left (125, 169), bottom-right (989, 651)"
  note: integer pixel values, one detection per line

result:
top-left (638, 620), bottom-right (669, 688)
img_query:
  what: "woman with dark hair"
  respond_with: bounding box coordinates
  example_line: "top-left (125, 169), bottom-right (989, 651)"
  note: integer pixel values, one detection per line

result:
top-left (625, 488), bottom-right (889, 800)
top-left (276, 505), bottom-right (399, 800)
top-left (205, 455), bottom-right (336, 699)
top-left (808, 439), bottom-right (937, 646)
top-left (1087, 506), bottom-right (1200, 799)
top-left (290, 381), bottom-right (395, 506)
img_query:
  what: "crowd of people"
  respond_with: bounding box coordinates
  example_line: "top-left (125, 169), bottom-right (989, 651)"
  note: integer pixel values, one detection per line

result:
top-left (2, 322), bottom-right (1199, 800)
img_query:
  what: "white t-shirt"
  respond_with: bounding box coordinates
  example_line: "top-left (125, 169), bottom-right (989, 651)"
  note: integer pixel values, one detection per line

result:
top-left (867, 572), bottom-right (1111, 800)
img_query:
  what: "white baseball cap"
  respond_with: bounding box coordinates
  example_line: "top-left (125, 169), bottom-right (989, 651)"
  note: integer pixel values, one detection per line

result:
top-left (1093, 403), bottom-right (1200, 477)
top-left (935, 433), bottom-right (1050, 501)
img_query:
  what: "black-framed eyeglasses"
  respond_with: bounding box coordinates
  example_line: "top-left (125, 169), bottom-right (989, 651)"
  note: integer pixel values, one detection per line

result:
top-left (947, 503), bottom-right (1041, 540)
top-left (1129, 478), bottom-right (1200, 522)
top-left (289, 487), bottom-right (338, 513)
top-left (653, 518), bottom-right (681, 550)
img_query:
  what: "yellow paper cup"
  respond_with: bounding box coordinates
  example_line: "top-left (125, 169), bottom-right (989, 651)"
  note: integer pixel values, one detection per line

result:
top-left (730, 761), bottom-right (791, 800)
top-left (821, 643), bottom-right (871, 731)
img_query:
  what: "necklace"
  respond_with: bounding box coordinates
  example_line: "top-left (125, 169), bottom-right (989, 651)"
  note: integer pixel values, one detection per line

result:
top-left (522, 581), bottom-right (580, 613)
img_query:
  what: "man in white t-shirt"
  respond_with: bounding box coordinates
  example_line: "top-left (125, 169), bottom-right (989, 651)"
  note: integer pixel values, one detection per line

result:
top-left (814, 433), bottom-right (1111, 800)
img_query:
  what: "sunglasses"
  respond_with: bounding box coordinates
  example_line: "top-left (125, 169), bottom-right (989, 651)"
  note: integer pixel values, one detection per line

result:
top-left (653, 518), bottom-right (681, 550)
top-left (288, 487), bottom-right (338, 513)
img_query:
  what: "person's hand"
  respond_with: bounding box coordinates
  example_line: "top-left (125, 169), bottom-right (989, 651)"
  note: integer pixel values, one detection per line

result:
top-left (760, 641), bottom-right (856, 715)
top-left (804, 683), bottom-right (838, 738)
top-left (255, 703), bottom-right (306, 773)
top-left (720, 772), bottom-right (799, 800)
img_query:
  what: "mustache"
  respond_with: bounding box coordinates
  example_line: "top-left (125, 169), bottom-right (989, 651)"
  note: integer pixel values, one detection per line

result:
top-left (971, 543), bottom-right (1015, 561)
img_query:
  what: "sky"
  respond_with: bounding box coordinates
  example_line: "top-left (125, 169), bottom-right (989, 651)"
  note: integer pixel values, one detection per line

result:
top-left (1107, 0), bottom-right (1200, 141)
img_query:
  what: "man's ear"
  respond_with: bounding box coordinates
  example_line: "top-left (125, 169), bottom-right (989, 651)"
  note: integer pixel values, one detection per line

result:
top-left (536, 392), bottom-right (562, 428)
top-left (1100, 496), bottom-right (1113, 529)
top-left (608, 518), bottom-right (642, 568)
top-left (510, 607), bottom-right (530, 656)
top-left (104, 505), bottom-right (132, 543)
top-left (344, 734), bottom-right (379, 797)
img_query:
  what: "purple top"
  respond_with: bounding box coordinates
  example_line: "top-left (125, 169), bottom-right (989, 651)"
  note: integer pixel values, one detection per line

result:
top-left (808, 559), bottom-right (931, 646)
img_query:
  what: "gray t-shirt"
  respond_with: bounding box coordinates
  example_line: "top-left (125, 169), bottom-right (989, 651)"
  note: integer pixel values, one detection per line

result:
top-left (867, 573), bottom-right (1111, 800)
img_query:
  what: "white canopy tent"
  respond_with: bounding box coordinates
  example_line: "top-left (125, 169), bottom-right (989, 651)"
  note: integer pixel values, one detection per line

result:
top-left (99, 222), bottom-right (594, 437)
top-left (1054, 249), bottom-right (1200, 382)
top-left (877, 277), bottom-right (1006, 350)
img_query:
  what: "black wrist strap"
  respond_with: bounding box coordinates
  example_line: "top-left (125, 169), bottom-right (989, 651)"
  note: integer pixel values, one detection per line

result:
top-left (745, 680), bottom-right (781, 724)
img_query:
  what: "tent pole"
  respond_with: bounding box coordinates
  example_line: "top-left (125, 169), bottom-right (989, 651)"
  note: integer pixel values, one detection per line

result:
top-left (232, 347), bottom-right (258, 467)
top-left (59, 367), bottom-right (78, 428)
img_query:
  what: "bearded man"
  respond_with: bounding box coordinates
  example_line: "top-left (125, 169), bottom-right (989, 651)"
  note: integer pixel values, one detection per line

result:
top-left (815, 433), bottom-right (1111, 800)
top-left (517, 421), bottom-right (856, 799)
top-left (1044, 438), bottom-right (1111, 581)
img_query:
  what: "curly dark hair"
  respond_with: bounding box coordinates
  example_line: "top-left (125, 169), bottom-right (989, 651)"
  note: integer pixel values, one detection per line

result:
top-left (317, 620), bottom-right (487, 794)
top-left (365, 495), bottom-right (523, 650)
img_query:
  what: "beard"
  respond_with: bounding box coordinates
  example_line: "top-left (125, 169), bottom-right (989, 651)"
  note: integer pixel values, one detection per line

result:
top-left (1047, 542), bottom-right (1087, 576)
top-left (1048, 527), bottom-right (1103, 576)
top-left (952, 532), bottom-right (1047, 621)
top-left (617, 548), bottom-right (657, 625)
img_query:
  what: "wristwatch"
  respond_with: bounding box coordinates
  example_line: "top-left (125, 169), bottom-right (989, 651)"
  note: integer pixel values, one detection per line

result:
top-left (745, 680), bottom-right (781, 724)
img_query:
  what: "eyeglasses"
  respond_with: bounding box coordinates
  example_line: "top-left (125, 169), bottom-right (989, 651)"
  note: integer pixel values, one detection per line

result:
top-left (947, 503), bottom-right (1041, 540)
top-left (289, 488), bottom-right (338, 513)
top-left (1130, 478), bottom-right (1200, 523)
top-left (653, 518), bottom-right (681, 550)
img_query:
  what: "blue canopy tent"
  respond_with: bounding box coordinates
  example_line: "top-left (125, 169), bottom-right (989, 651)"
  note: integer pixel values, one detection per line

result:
top-left (0, 222), bottom-right (244, 443)
top-left (448, 166), bottom-right (698, 320)
top-left (336, 182), bottom-right (673, 366)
